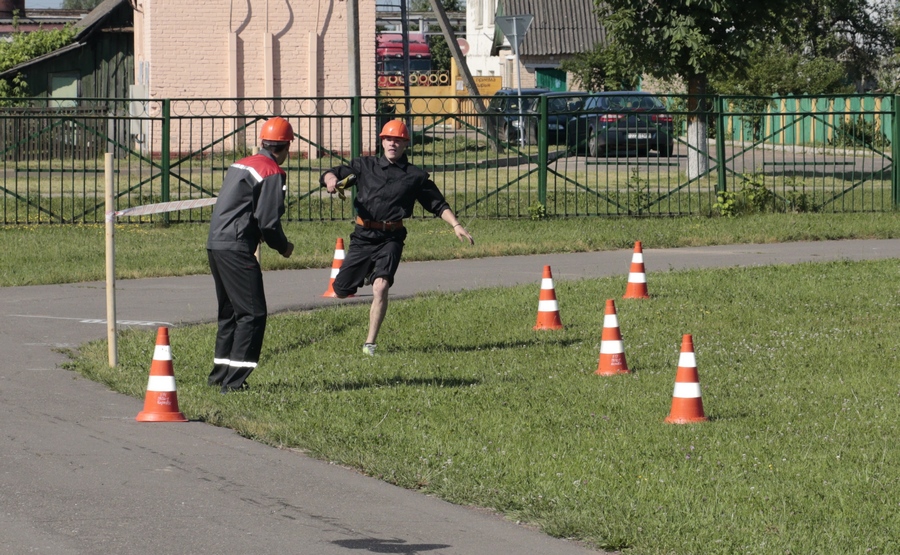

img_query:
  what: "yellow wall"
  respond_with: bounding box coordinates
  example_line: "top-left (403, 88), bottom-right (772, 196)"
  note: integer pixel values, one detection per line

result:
top-left (378, 58), bottom-right (503, 128)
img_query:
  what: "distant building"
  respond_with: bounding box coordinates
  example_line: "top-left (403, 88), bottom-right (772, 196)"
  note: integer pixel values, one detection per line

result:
top-left (0, 0), bottom-right (85, 39)
top-left (0, 0), bottom-right (129, 100)
top-left (466, 0), bottom-right (605, 91)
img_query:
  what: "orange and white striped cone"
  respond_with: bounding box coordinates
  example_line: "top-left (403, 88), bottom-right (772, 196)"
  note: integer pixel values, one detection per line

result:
top-left (623, 241), bottom-right (650, 299)
top-left (136, 327), bottom-right (187, 423)
top-left (596, 299), bottom-right (629, 375)
top-left (665, 334), bottom-right (707, 424)
top-left (322, 237), bottom-right (351, 298)
top-left (533, 265), bottom-right (564, 330)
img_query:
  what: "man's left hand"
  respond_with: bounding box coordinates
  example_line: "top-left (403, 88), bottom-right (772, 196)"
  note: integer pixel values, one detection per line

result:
top-left (454, 225), bottom-right (474, 245)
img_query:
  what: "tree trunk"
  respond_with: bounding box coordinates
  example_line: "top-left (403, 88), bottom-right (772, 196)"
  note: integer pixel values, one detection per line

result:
top-left (686, 75), bottom-right (710, 180)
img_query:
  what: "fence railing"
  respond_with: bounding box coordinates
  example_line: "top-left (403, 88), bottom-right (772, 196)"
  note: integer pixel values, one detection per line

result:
top-left (1, 93), bottom-right (896, 225)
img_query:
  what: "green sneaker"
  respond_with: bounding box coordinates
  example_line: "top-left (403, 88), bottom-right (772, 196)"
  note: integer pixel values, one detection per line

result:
top-left (362, 343), bottom-right (377, 356)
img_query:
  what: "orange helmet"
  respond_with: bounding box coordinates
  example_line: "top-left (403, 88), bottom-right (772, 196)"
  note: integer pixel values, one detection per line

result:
top-left (379, 119), bottom-right (410, 141)
top-left (259, 117), bottom-right (294, 142)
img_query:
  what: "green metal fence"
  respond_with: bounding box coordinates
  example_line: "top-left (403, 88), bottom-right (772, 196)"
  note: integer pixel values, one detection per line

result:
top-left (0, 93), bottom-right (896, 225)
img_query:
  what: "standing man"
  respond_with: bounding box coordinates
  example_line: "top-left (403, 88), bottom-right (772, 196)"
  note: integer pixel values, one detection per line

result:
top-left (206, 116), bottom-right (295, 393)
top-left (321, 119), bottom-right (474, 355)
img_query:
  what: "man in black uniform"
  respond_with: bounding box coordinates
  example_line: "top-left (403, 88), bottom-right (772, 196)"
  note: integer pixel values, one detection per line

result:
top-left (206, 116), bottom-right (295, 393)
top-left (320, 119), bottom-right (474, 355)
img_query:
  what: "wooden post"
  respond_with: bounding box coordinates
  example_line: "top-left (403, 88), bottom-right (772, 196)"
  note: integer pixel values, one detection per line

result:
top-left (104, 153), bottom-right (117, 367)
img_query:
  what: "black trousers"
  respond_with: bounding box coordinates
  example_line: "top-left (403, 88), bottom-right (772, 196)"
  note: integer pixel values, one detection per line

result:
top-left (333, 226), bottom-right (406, 297)
top-left (207, 249), bottom-right (267, 389)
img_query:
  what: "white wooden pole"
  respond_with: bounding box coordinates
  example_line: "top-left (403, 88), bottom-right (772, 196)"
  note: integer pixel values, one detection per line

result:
top-left (105, 153), bottom-right (117, 367)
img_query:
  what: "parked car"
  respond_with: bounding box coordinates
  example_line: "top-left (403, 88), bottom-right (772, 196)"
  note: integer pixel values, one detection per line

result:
top-left (485, 87), bottom-right (550, 142)
top-left (520, 91), bottom-right (588, 145)
top-left (568, 91), bottom-right (674, 156)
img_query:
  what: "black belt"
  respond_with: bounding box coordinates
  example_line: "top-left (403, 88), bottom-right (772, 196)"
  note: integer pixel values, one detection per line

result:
top-left (355, 216), bottom-right (404, 231)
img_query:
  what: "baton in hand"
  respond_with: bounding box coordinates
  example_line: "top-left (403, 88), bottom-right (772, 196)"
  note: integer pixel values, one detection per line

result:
top-left (336, 174), bottom-right (356, 200)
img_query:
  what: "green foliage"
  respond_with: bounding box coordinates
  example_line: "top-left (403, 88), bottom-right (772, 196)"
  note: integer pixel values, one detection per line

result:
top-left (527, 202), bottom-right (547, 221)
top-left (0, 17), bottom-right (76, 100)
top-left (714, 175), bottom-right (818, 217)
top-left (876, 1), bottom-right (900, 92)
top-left (428, 35), bottom-right (452, 73)
top-left (0, 21), bottom-right (76, 73)
top-left (614, 168), bottom-right (653, 215)
top-left (711, 41), bottom-right (853, 96)
top-left (782, 0), bottom-right (894, 91)
top-left (713, 190), bottom-right (738, 217)
top-left (559, 41), bottom-right (639, 92)
top-left (62, 0), bottom-right (103, 8)
top-left (829, 115), bottom-right (892, 149)
top-left (740, 173), bottom-right (774, 212)
top-left (785, 183), bottom-right (814, 214)
top-left (411, 0), bottom-right (462, 73)
top-left (597, 0), bottom-right (793, 84)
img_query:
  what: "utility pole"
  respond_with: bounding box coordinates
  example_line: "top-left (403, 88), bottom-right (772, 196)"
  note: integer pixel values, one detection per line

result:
top-left (347, 0), bottom-right (361, 96)
top-left (427, 0), bottom-right (499, 145)
top-left (347, 0), bottom-right (361, 157)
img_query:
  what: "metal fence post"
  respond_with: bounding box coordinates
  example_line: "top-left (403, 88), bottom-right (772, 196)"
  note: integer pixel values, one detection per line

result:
top-left (893, 94), bottom-right (900, 208)
top-left (537, 94), bottom-right (547, 207)
top-left (715, 95), bottom-right (727, 193)
top-left (161, 98), bottom-right (171, 224)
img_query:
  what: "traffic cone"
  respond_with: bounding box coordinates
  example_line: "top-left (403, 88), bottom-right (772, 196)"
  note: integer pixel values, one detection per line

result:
top-left (136, 327), bottom-right (187, 423)
top-left (596, 299), bottom-right (629, 375)
top-left (322, 237), bottom-right (350, 298)
top-left (623, 241), bottom-right (650, 299)
top-left (665, 334), bottom-right (707, 424)
top-left (533, 265), bottom-right (564, 330)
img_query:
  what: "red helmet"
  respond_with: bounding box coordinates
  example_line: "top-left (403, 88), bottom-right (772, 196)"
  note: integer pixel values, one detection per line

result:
top-left (379, 119), bottom-right (410, 141)
top-left (259, 117), bottom-right (294, 142)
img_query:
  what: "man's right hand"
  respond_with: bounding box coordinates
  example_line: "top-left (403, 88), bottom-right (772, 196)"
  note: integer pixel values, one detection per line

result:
top-left (323, 172), bottom-right (338, 194)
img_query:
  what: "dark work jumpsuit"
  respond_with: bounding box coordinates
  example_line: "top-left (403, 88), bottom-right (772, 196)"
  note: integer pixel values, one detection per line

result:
top-left (206, 149), bottom-right (291, 392)
top-left (319, 153), bottom-right (450, 297)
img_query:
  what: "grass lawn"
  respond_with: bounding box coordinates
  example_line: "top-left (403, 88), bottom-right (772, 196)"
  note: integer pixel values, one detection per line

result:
top-left (62, 236), bottom-right (900, 554)
top-left (2, 212), bottom-right (900, 286)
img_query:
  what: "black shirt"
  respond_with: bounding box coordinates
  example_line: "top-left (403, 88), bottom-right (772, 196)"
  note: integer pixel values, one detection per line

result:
top-left (321, 154), bottom-right (451, 222)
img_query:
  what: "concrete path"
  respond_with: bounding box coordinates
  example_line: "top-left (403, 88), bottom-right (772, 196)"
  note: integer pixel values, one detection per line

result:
top-left (2, 239), bottom-right (898, 554)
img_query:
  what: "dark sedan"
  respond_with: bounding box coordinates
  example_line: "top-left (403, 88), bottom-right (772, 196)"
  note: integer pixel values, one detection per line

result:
top-left (485, 87), bottom-right (550, 143)
top-left (520, 91), bottom-right (587, 145)
top-left (568, 92), bottom-right (675, 156)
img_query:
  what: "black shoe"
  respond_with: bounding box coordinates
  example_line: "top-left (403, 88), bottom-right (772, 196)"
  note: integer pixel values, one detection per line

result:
top-left (220, 383), bottom-right (250, 394)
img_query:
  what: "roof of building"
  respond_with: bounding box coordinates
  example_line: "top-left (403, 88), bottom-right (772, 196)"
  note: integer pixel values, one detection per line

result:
top-left (73, 0), bottom-right (128, 40)
top-left (492, 0), bottom-right (606, 57)
top-left (0, 0), bottom-right (129, 79)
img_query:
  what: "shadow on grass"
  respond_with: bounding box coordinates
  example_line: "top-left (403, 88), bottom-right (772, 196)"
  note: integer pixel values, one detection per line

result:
top-left (322, 375), bottom-right (481, 392)
top-left (405, 337), bottom-right (583, 354)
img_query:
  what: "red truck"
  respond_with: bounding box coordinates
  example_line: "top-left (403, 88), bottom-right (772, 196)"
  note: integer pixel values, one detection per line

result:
top-left (376, 33), bottom-right (433, 88)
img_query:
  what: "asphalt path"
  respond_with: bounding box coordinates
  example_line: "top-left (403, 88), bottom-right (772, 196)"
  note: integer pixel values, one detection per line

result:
top-left (2, 239), bottom-right (899, 554)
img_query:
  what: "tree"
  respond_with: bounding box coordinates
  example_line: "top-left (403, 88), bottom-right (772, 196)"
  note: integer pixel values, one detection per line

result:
top-left (781, 0), bottom-right (895, 92)
top-left (411, 0), bottom-right (461, 72)
top-left (0, 17), bottom-right (76, 100)
top-left (62, 0), bottom-right (103, 9)
top-left (560, 40), bottom-right (638, 92)
top-left (874, 0), bottom-right (900, 92)
top-left (596, 0), bottom-right (794, 178)
top-left (711, 42), bottom-right (853, 97)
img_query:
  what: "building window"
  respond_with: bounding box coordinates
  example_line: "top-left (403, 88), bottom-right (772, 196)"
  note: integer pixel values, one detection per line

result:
top-left (474, 0), bottom-right (483, 28)
top-left (49, 72), bottom-right (79, 108)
